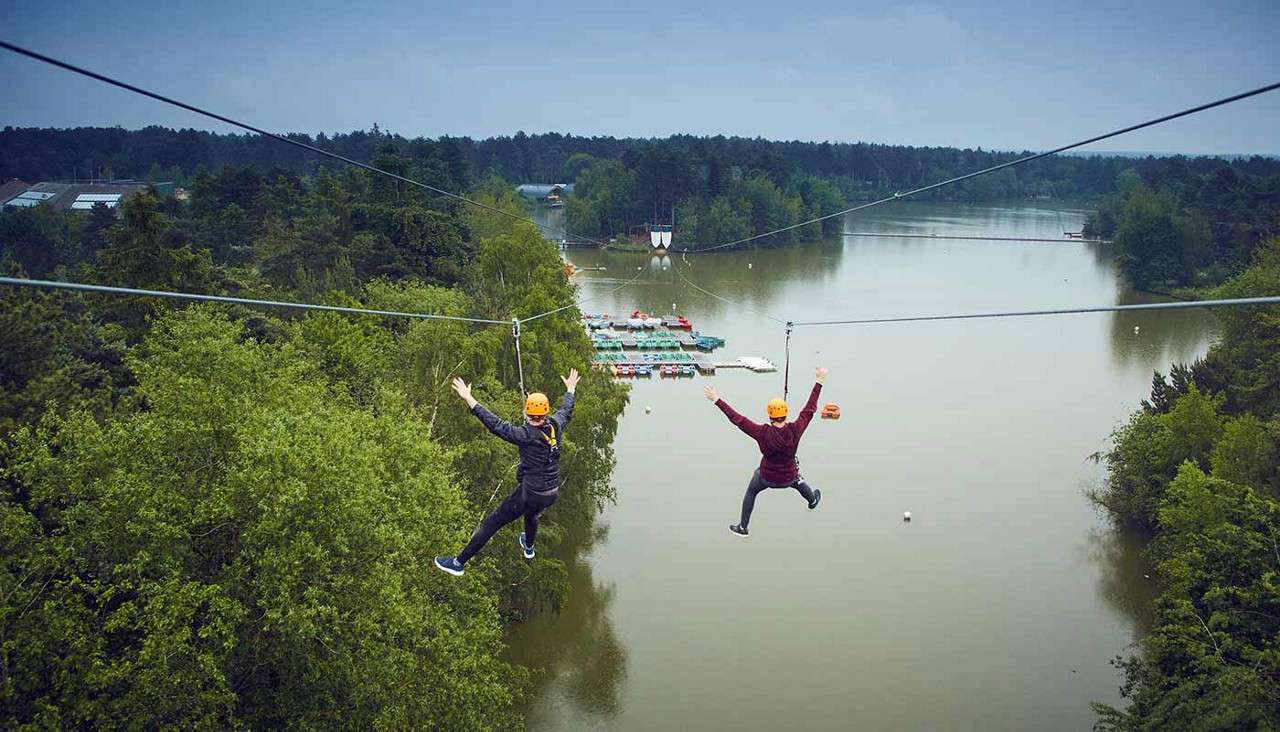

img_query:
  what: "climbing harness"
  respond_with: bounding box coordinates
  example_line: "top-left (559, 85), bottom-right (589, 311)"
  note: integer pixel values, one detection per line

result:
top-left (541, 422), bottom-right (559, 454)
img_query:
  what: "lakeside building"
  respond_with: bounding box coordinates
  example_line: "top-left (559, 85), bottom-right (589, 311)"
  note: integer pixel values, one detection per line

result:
top-left (516, 183), bottom-right (574, 206)
top-left (1, 180), bottom-right (175, 214)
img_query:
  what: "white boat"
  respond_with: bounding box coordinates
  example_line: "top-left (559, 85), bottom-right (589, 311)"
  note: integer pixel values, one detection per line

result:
top-left (649, 224), bottom-right (672, 252)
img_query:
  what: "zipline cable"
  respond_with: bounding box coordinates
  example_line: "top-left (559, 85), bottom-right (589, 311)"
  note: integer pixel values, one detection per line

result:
top-left (791, 295), bottom-right (1280, 327)
top-left (0, 40), bottom-right (609, 248)
top-left (520, 265), bottom-right (647, 324)
top-left (672, 259), bottom-right (787, 325)
top-left (0, 276), bottom-right (509, 324)
top-left (683, 80), bottom-right (1280, 253)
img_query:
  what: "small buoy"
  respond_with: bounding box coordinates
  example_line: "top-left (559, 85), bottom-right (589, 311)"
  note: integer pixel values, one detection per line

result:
top-left (748, 263), bottom-right (753, 269)
top-left (645, 405), bottom-right (652, 414)
top-left (1063, 277), bottom-right (1068, 282)
top-left (903, 511), bottom-right (912, 522)
top-left (1133, 326), bottom-right (1140, 333)
top-left (1143, 574), bottom-right (1150, 579)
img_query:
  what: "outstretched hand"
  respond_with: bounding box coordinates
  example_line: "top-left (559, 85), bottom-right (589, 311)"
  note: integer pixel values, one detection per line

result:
top-left (452, 377), bottom-right (478, 407)
top-left (562, 368), bottom-right (580, 393)
top-left (815, 367), bottom-right (829, 384)
top-left (704, 385), bottom-right (719, 403)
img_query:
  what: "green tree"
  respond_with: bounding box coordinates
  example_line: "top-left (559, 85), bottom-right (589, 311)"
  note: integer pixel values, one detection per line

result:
top-left (1094, 464), bottom-right (1280, 730)
top-left (1210, 414), bottom-right (1280, 497)
top-left (1, 308), bottom-right (527, 729)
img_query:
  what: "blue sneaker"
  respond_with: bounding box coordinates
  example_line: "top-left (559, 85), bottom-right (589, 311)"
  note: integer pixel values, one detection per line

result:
top-left (808, 489), bottom-right (822, 510)
top-left (518, 532), bottom-right (535, 560)
top-left (729, 524), bottom-right (749, 538)
top-left (434, 556), bottom-right (464, 576)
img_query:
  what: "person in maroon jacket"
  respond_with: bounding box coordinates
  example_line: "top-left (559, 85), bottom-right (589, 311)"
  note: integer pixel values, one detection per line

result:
top-left (704, 367), bottom-right (828, 537)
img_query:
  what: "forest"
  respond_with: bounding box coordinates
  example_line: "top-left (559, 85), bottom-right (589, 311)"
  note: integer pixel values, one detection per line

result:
top-left (1090, 238), bottom-right (1280, 728)
top-left (0, 150), bottom-right (629, 727)
top-left (5, 125), bottom-right (1279, 250)
top-left (2, 122), bottom-right (1279, 728)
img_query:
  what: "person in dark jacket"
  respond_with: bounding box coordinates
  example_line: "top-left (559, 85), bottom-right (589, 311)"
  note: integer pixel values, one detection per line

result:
top-left (705, 367), bottom-right (827, 537)
top-left (434, 369), bottom-right (579, 576)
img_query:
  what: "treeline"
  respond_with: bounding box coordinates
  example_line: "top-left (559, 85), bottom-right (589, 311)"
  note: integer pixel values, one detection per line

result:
top-left (1084, 164), bottom-right (1280, 289)
top-left (7, 125), bottom-right (1279, 249)
top-left (0, 157), bottom-right (628, 726)
top-left (1089, 239), bottom-right (1280, 727)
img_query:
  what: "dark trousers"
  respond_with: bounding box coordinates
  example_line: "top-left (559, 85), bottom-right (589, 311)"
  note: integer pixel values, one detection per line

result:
top-left (458, 485), bottom-right (557, 563)
top-left (739, 468), bottom-right (816, 529)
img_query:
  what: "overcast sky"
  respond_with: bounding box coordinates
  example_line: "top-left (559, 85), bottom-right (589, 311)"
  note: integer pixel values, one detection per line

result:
top-left (2, 0), bottom-right (1276, 154)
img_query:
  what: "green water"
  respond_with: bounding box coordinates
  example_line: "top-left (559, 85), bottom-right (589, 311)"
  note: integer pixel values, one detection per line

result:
top-left (507, 202), bottom-right (1218, 730)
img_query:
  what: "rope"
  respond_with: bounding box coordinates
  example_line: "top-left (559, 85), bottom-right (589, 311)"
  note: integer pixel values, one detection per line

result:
top-left (682, 80), bottom-right (1280, 253)
top-left (0, 40), bottom-right (608, 248)
top-left (791, 296), bottom-right (1280, 327)
top-left (512, 318), bottom-right (527, 397)
top-left (783, 321), bottom-right (793, 399)
top-left (672, 259), bottom-right (787, 325)
top-left (0, 276), bottom-right (508, 323)
top-left (519, 265), bottom-right (647, 325)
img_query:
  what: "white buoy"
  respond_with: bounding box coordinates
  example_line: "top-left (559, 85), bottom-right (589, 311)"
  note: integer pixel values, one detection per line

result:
top-left (748, 263), bottom-right (753, 269)
top-left (903, 511), bottom-right (912, 522)
top-left (645, 405), bottom-right (652, 414)
top-left (1134, 326), bottom-right (1140, 333)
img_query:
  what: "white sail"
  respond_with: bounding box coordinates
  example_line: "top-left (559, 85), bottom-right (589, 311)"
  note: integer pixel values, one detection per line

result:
top-left (650, 228), bottom-right (662, 249)
top-left (660, 228), bottom-right (672, 248)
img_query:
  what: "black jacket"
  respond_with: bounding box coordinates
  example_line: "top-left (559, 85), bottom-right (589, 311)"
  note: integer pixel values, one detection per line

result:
top-left (471, 392), bottom-right (575, 496)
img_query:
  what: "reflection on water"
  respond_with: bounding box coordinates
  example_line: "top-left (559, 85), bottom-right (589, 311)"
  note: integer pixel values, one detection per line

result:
top-left (1086, 527), bottom-right (1159, 638)
top-left (515, 202), bottom-right (1216, 730)
top-left (1106, 290), bottom-right (1219, 374)
top-left (505, 537), bottom-right (627, 726)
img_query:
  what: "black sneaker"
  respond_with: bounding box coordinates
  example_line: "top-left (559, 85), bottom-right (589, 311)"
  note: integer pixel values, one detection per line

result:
top-left (729, 524), bottom-right (749, 537)
top-left (808, 489), bottom-right (822, 510)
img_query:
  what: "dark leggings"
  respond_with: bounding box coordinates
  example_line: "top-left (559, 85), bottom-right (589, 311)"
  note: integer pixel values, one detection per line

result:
top-left (458, 486), bottom-right (557, 563)
top-left (739, 468), bottom-right (816, 529)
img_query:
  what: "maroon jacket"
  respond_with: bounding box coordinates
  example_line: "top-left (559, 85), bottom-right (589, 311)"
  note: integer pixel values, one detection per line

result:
top-left (715, 382), bottom-right (822, 484)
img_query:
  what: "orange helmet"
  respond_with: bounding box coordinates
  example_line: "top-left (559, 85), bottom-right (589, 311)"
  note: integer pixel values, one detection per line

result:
top-left (525, 392), bottom-right (551, 416)
top-left (767, 398), bottom-right (788, 420)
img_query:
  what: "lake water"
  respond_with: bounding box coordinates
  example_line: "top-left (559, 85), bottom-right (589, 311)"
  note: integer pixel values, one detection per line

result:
top-left (507, 202), bottom-right (1219, 730)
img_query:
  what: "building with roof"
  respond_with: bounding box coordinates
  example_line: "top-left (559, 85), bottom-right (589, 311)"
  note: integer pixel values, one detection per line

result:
top-left (1, 181), bottom-right (172, 214)
top-left (0, 179), bottom-right (32, 207)
top-left (516, 183), bottom-right (574, 205)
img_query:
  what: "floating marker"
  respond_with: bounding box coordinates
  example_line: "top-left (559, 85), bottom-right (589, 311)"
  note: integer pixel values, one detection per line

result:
top-left (645, 405), bottom-right (652, 414)
top-left (1134, 326), bottom-right (1140, 333)
top-left (903, 511), bottom-right (912, 522)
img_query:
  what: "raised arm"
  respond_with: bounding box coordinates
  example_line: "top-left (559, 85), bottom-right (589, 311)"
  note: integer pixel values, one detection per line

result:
top-left (791, 367), bottom-right (827, 437)
top-left (453, 377), bottom-right (532, 445)
top-left (552, 369), bottom-right (579, 427)
top-left (704, 385), bottom-right (764, 438)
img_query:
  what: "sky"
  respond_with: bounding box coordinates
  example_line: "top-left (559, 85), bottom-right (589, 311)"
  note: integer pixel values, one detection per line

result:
top-left (1, 0), bottom-right (1277, 154)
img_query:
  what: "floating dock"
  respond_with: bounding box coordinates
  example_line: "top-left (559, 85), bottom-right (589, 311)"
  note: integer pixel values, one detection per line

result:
top-left (586, 310), bottom-right (771, 379)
